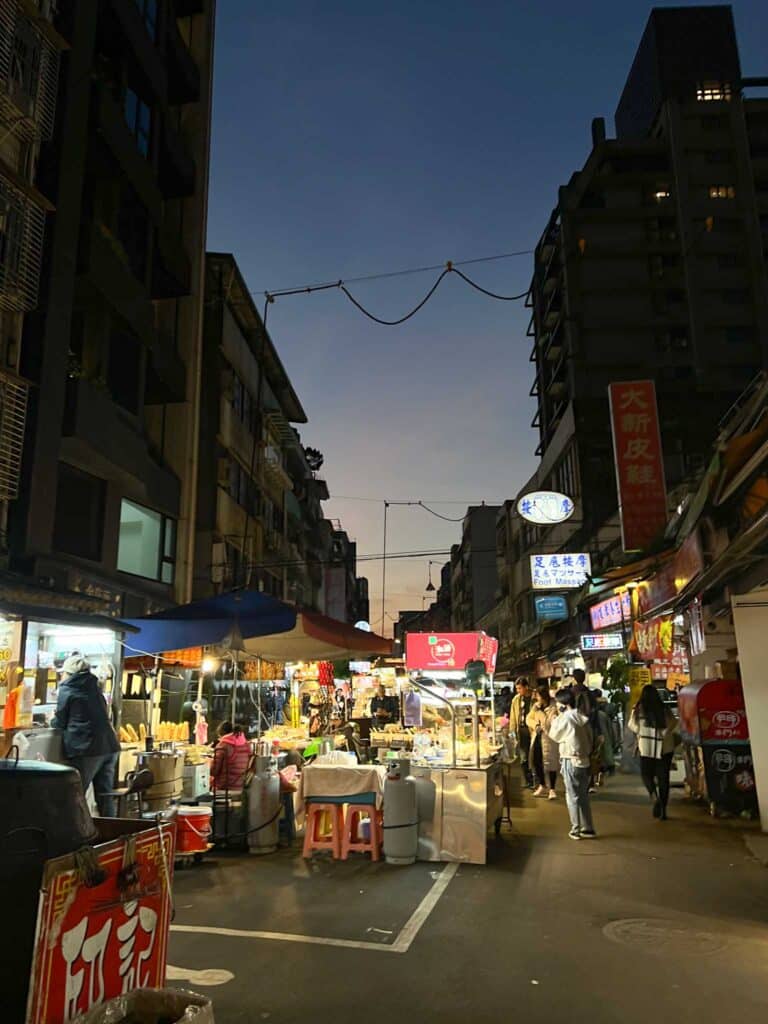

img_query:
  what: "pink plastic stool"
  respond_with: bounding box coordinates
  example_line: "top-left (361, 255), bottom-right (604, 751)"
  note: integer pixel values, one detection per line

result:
top-left (341, 804), bottom-right (383, 861)
top-left (302, 802), bottom-right (344, 859)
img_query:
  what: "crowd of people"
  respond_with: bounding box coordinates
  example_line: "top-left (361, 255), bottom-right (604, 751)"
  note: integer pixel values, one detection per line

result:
top-left (499, 673), bottom-right (679, 839)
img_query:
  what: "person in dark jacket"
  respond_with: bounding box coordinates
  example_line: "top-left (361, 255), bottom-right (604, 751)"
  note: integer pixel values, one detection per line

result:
top-left (53, 654), bottom-right (120, 816)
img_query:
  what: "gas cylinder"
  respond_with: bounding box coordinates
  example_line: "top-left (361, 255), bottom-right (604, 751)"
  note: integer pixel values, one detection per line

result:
top-left (246, 753), bottom-right (280, 855)
top-left (383, 757), bottom-right (418, 865)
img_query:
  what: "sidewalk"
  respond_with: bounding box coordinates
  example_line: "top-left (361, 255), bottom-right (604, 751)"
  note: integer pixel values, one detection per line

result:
top-left (169, 773), bottom-right (768, 1023)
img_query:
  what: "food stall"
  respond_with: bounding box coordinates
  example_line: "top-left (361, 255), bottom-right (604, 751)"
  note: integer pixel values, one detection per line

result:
top-left (396, 631), bottom-right (504, 865)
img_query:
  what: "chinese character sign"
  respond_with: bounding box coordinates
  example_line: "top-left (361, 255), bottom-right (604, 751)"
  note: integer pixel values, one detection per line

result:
top-left (530, 553), bottom-right (591, 590)
top-left (535, 595), bottom-right (569, 622)
top-left (589, 591), bottom-right (631, 630)
top-left (580, 633), bottom-right (624, 651)
top-left (609, 380), bottom-right (668, 552)
top-left (27, 824), bottom-right (175, 1024)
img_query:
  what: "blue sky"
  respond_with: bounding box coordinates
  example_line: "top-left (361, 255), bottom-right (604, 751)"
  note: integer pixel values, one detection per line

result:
top-left (206, 0), bottom-right (767, 631)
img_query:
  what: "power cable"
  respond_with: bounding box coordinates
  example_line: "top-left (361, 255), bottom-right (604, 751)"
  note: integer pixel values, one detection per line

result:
top-left (339, 268), bottom-right (451, 326)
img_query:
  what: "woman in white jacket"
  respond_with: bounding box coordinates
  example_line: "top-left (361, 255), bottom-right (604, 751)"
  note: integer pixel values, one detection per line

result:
top-left (628, 685), bottom-right (678, 821)
top-left (526, 685), bottom-right (560, 799)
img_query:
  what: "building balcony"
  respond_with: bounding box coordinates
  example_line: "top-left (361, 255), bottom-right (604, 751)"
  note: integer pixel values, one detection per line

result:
top-left (166, 16), bottom-right (200, 104)
top-left (145, 327), bottom-right (187, 404)
top-left (219, 400), bottom-right (255, 469)
top-left (0, 1), bottom-right (61, 141)
top-left (76, 221), bottom-right (154, 345)
top-left (158, 115), bottom-right (196, 198)
top-left (151, 221), bottom-right (191, 298)
top-left (263, 445), bottom-right (293, 494)
top-left (0, 368), bottom-right (29, 500)
top-left (0, 170), bottom-right (47, 313)
top-left (62, 377), bottom-right (180, 509)
top-left (93, 83), bottom-right (162, 224)
top-left (100, 0), bottom-right (166, 103)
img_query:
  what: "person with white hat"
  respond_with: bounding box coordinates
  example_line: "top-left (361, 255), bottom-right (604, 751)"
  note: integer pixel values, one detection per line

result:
top-left (53, 653), bottom-right (120, 816)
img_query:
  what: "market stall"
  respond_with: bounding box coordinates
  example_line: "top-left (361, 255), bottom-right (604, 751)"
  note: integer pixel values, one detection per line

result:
top-left (390, 631), bottom-right (504, 865)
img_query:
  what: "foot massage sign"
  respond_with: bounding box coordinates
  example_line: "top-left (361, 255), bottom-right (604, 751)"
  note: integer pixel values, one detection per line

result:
top-left (26, 823), bottom-right (175, 1024)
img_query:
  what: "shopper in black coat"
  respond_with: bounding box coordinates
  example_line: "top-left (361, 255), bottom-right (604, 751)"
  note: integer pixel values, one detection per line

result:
top-left (53, 654), bottom-right (120, 816)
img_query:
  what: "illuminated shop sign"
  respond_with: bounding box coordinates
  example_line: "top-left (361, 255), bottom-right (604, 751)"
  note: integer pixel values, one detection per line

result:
top-left (530, 553), bottom-right (591, 590)
top-left (517, 491), bottom-right (575, 526)
top-left (581, 633), bottom-right (624, 651)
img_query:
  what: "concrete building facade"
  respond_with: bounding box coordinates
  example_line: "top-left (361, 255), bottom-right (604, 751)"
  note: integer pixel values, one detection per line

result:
top-left (450, 505), bottom-right (500, 631)
top-left (10, 0), bottom-right (216, 617)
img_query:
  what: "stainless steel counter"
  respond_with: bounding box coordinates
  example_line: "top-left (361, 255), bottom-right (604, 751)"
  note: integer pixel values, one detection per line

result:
top-left (410, 761), bottom-right (504, 865)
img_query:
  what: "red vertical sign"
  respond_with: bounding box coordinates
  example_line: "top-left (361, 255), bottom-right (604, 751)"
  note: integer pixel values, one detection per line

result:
top-left (609, 380), bottom-right (667, 552)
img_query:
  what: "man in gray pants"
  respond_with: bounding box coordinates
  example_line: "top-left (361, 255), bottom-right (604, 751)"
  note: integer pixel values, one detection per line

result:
top-left (548, 688), bottom-right (596, 840)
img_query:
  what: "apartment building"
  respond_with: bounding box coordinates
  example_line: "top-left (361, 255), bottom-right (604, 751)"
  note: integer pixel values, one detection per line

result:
top-left (0, 0), bottom-right (64, 547)
top-left (9, 0), bottom-right (215, 617)
top-left (196, 252), bottom-right (310, 602)
top-left (529, 5), bottom-right (768, 561)
top-left (450, 505), bottom-right (500, 631)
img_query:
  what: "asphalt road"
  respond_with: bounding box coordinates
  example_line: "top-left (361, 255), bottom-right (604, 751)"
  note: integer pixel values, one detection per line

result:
top-left (168, 774), bottom-right (768, 1023)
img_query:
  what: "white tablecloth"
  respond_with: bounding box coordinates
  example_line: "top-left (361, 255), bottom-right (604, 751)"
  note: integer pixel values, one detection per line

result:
top-left (299, 764), bottom-right (387, 811)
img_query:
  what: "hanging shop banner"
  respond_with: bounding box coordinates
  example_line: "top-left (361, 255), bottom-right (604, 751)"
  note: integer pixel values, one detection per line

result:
top-left (609, 380), bottom-right (668, 552)
top-left (405, 632), bottom-right (498, 672)
top-left (535, 595), bottom-right (569, 622)
top-left (633, 615), bottom-right (675, 662)
top-left (27, 822), bottom-right (175, 1024)
top-left (517, 491), bottom-right (575, 525)
top-left (628, 665), bottom-right (652, 708)
top-left (581, 633), bottom-right (624, 651)
top-left (589, 591), bottom-right (632, 630)
top-left (530, 553), bottom-right (591, 590)
top-left (636, 530), bottom-right (704, 616)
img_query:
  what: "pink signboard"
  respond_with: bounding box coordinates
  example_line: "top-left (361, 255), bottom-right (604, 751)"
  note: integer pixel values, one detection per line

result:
top-left (405, 632), bottom-right (498, 672)
top-left (589, 591), bottom-right (632, 630)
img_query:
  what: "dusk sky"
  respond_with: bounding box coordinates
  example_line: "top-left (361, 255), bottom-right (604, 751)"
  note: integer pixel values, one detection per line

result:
top-left (207, 0), bottom-right (767, 632)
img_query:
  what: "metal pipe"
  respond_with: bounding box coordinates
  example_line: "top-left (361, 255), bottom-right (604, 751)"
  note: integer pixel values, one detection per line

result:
top-left (471, 692), bottom-right (480, 769)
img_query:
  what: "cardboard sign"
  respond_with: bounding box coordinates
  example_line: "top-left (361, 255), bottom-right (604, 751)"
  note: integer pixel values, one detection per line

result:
top-left (27, 822), bottom-right (175, 1024)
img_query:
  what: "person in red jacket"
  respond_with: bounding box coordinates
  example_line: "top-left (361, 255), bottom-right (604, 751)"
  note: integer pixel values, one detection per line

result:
top-left (211, 722), bottom-right (252, 792)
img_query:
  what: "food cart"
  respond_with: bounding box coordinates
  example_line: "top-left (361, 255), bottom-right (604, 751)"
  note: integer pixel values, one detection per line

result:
top-left (388, 631), bottom-right (504, 865)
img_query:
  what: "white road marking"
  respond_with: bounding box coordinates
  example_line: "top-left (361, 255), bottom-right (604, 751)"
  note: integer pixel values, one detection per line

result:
top-left (170, 862), bottom-right (459, 955)
top-left (166, 965), bottom-right (235, 986)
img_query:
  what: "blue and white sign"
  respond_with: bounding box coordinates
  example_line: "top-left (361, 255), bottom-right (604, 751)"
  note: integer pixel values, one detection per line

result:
top-left (530, 553), bottom-right (591, 590)
top-left (534, 595), bottom-right (569, 622)
top-left (517, 491), bottom-right (575, 526)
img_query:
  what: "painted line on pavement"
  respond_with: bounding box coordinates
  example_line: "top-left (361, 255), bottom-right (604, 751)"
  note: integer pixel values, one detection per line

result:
top-left (170, 862), bottom-right (459, 955)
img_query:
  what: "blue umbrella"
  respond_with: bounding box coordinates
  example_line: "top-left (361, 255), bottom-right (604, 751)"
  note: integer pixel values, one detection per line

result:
top-left (124, 590), bottom-right (297, 655)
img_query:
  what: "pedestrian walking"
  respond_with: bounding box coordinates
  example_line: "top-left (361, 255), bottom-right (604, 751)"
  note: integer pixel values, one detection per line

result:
top-left (526, 684), bottom-right (560, 799)
top-left (509, 677), bottom-right (534, 788)
top-left (628, 684), bottom-right (678, 820)
top-left (548, 688), bottom-right (596, 840)
top-left (53, 654), bottom-right (120, 816)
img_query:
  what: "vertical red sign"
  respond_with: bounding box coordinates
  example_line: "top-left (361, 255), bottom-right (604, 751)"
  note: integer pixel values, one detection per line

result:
top-left (609, 380), bottom-right (667, 552)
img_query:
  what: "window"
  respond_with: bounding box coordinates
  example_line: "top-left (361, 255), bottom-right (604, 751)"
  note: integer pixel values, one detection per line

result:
top-left (134, 0), bottom-right (157, 39)
top-left (726, 326), bottom-right (754, 345)
top-left (696, 82), bottom-right (732, 102)
top-left (655, 330), bottom-right (689, 353)
top-left (9, 18), bottom-right (41, 115)
top-left (701, 114), bottom-right (728, 132)
top-left (717, 252), bottom-right (744, 269)
top-left (108, 330), bottom-right (142, 414)
top-left (53, 464), bottom-right (105, 562)
top-left (124, 88), bottom-right (152, 157)
top-left (117, 184), bottom-right (149, 281)
top-left (118, 499), bottom-right (176, 582)
top-left (646, 218), bottom-right (677, 243)
top-left (708, 185), bottom-right (736, 199)
top-left (721, 288), bottom-right (750, 305)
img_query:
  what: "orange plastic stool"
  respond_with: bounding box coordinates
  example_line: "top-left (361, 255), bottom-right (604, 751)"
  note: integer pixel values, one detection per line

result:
top-left (341, 804), bottom-right (383, 861)
top-left (302, 802), bottom-right (344, 859)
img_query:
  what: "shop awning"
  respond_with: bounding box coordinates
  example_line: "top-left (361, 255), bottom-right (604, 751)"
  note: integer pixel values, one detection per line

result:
top-left (123, 590), bottom-right (297, 655)
top-left (242, 610), bottom-right (392, 662)
top-left (0, 601), bottom-right (137, 633)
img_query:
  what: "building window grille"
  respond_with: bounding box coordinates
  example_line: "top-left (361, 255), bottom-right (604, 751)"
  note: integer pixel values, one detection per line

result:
top-left (124, 88), bottom-right (152, 157)
top-left (0, 180), bottom-right (45, 312)
top-left (708, 185), bottom-right (735, 199)
top-left (696, 82), bottom-right (732, 102)
top-left (0, 5), bottom-right (60, 139)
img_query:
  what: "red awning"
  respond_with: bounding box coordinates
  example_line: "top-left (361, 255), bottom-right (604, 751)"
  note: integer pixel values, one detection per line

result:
top-left (242, 610), bottom-right (392, 662)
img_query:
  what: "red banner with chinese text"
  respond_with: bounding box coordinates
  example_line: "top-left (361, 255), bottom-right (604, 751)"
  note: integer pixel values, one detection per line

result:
top-left (609, 380), bottom-right (668, 552)
top-left (632, 616), bottom-right (675, 662)
top-left (27, 823), bottom-right (175, 1024)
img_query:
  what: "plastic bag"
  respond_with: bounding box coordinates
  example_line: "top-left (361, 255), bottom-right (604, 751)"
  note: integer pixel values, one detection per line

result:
top-left (73, 988), bottom-right (214, 1024)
